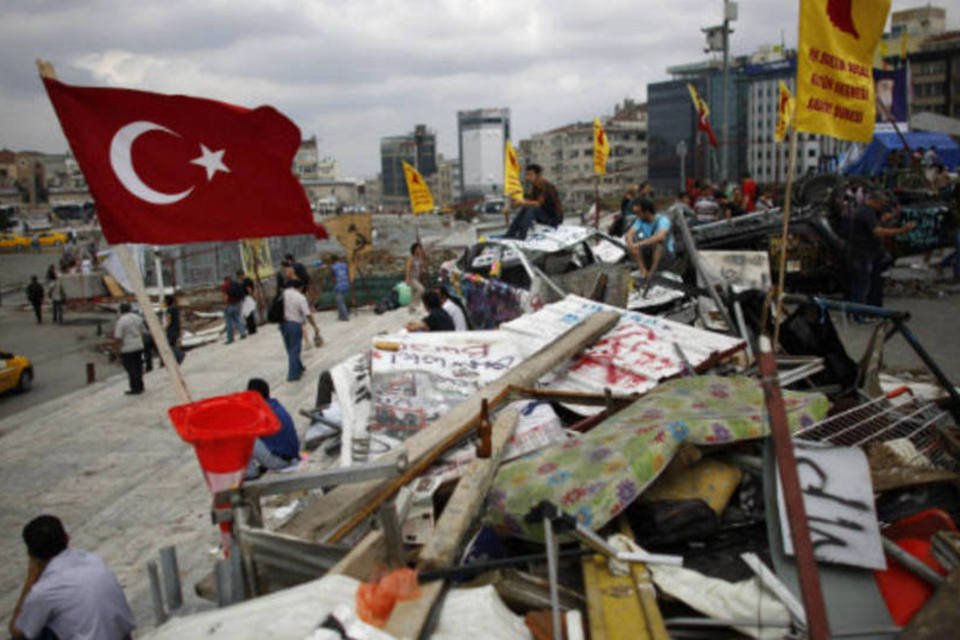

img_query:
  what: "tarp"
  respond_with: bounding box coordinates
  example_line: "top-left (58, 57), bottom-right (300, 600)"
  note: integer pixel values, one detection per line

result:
top-left (843, 131), bottom-right (960, 176)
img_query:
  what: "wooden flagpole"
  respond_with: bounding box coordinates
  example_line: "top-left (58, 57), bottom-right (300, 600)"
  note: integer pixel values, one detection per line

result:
top-left (771, 126), bottom-right (799, 350)
top-left (116, 244), bottom-right (192, 403)
top-left (38, 59), bottom-right (192, 404)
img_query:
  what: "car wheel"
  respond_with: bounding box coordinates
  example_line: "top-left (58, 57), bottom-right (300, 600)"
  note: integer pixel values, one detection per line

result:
top-left (17, 370), bottom-right (32, 393)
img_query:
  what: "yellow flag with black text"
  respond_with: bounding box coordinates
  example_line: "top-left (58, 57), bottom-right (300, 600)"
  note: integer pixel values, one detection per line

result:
top-left (775, 81), bottom-right (795, 142)
top-left (795, 0), bottom-right (891, 142)
top-left (504, 139), bottom-right (523, 201)
top-left (402, 161), bottom-right (434, 215)
top-left (593, 117), bottom-right (610, 175)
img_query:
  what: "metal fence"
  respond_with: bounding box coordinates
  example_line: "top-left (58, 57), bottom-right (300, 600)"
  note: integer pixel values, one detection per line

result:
top-left (143, 235), bottom-right (317, 290)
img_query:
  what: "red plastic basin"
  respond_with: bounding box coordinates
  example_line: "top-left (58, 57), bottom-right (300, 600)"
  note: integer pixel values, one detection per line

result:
top-left (168, 391), bottom-right (280, 474)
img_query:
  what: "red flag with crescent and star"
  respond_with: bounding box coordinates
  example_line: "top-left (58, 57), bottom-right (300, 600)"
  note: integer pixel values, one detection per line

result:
top-left (686, 84), bottom-right (718, 148)
top-left (42, 77), bottom-right (319, 244)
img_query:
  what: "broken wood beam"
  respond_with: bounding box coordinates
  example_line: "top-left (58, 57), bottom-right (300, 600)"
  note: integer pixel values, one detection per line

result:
top-left (280, 311), bottom-right (620, 544)
top-left (382, 408), bottom-right (522, 637)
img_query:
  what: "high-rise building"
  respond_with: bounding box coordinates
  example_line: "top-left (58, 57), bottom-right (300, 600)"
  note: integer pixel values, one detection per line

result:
top-left (521, 100), bottom-right (648, 210)
top-left (743, 53), bottom-right (847, 184)
top-left (380, 124), bottom-right (437, 207)
top-left (457, 108), bottom-right (510, 200)
top-left (432, 154), bottom-right (460, 206)
top-left (294, 136), bottom-right (319, 180)
top-left (908, 30), bottom-right (960, 118)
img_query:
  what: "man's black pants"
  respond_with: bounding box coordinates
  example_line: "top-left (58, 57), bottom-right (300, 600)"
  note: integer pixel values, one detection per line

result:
top-left (121, 350), bottom-right (144, 393)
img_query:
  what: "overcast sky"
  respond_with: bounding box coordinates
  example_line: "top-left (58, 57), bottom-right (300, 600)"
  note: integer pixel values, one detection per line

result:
top-left (1, 1), bottom-right (956, 178)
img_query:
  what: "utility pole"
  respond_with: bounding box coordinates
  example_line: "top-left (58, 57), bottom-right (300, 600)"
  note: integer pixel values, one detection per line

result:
top-left (720, 1), bottom-right (738, 186)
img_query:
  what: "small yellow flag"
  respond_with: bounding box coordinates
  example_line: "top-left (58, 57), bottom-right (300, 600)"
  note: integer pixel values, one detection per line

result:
top-left (878, 39), bottom-right (889, 59)
top-left (899, 30), bottom-right (908, 59)
top-left (504, 139), bottom-right (524, 201)
top-left (593, 117), bottom-right (610, 175)
top-left (795, 0), bottom-right (891, 143)
top-left (775, 81), bottom-right (795, 143)
top-left (402, 161), bottom-right (434, 215)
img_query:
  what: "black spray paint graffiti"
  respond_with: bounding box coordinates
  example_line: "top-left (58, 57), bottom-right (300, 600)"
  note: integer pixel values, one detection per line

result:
top-left (795, 454), bottom-right (870, 553)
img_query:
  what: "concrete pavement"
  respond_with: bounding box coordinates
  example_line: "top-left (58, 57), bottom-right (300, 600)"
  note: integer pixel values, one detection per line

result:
top-left (0, 306), bottom-right (408, 633)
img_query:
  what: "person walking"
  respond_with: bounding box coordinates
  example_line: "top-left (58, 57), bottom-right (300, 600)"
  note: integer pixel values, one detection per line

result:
top-left (48, 273), bottom-right (66, 324)
top-left (164, 293), bottom-right (185, 364)
top-left (114, 303), bottom-right (146, 395)
top-left (405, 242), bottom-right (427, 315)
top-left (280, 279), bottom-right (321, 381)
top-left (25, 276), bottom-right (44, 324)
top-left (221, 276), bottom-right (247, 344)
top-left (330, 255), bottom-right (351, 321)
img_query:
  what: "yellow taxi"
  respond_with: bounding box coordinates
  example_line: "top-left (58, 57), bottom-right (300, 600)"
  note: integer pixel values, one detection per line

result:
top-left (37, 231), bottom-right (68, 247)
top-left (0, 233), bottom-right (30, 250)
top-left (0, 351), bottom-right (33, 393)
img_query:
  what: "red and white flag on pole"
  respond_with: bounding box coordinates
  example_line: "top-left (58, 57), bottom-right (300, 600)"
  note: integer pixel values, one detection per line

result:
top-left (42, 78), bottom-right (319, 244)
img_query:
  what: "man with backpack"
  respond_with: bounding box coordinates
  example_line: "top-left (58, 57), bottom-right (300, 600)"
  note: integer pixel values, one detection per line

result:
top-left (221, 276), bottom-right (248, 344)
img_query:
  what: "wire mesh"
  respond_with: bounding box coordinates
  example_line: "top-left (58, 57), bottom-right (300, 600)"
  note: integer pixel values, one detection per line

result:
top-left (795, 390), bottom-right (959, 472)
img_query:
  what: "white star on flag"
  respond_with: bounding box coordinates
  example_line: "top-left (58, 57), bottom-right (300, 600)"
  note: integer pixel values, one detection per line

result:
top-left (190, 144), bottom-right (230, 181)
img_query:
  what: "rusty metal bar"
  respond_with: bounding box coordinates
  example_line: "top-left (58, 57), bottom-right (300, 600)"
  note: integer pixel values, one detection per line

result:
top-left (757, 336), bottom-right (830, 639)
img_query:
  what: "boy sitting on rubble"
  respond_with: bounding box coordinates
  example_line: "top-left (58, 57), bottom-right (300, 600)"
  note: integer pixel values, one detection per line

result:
top-left (245, 378), bottom-right (301, 480)
top-left (626, 197), bottom-right (676, 283)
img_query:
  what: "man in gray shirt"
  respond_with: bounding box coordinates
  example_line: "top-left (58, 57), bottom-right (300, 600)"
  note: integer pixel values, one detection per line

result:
top-left (9, 515), bottom-right (134, 640)
top-left (113, 303), bottom-right (145, 395)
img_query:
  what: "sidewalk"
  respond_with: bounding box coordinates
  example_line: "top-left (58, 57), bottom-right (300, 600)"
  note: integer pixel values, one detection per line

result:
top-left (0, 307), bottom-right (408, 632)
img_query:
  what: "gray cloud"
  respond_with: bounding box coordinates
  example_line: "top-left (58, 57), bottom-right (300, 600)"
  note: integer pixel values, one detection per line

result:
top-left (1, 0), bottom-right (955, 177)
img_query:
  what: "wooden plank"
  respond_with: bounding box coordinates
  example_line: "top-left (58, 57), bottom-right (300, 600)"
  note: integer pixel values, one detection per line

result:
top-left (418, 407), bottom-right (519, 571)
top-left (279, 311), bottom-right (620, 543)
top-left (384, 581), bottom-right (444, 640)
top-left (382, 408), bottom-right (521, 637)
top-left (326, 529), bottom-right (386, 580)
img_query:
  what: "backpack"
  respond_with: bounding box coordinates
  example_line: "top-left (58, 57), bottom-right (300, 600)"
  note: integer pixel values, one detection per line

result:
top-left (267, 292), bottom-right (285, 323)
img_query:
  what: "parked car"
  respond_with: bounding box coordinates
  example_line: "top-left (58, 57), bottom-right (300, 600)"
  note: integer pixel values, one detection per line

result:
top-left (37, 230), bottom-right (68, 247)
top-left (439, 224), bottom-right (685, 329)
top-left (0, 232), bottom-right (30, 251)
top-left (0, 351), bottom-right (33, 394)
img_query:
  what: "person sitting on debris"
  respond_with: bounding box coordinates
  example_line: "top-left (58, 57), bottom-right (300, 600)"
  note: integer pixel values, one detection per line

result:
top-left (505, 164), bottom-right (563, 239)
top-left (406, 290), bottom-right (455, 332)
top-left (9, 514), bottom-right (135, 640)
top-left (626, 198), bottom-right (675, 281)
top-left (244, 378), bottom-right (301, 480)
top-left (439, 286), bottom-right (468, 331)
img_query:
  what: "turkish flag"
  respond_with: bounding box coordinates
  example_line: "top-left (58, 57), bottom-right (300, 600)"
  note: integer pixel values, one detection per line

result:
top-left (43, 78), bottom-right (316, 244)
top-left (697, 109), bottom-right (719, 149)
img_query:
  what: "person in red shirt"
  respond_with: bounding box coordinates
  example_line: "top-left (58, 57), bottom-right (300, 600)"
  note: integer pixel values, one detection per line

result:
top-left (741, 173), bottom-right (757, 213)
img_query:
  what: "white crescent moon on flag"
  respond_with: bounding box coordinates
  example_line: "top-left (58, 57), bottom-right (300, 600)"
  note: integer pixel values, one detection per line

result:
top-left (109, 121), bottom-right (194, 205)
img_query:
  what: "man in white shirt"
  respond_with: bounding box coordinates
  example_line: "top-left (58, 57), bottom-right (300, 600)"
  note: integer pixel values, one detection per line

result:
top-left (439, 287), bottom-right (468, 332)
top-left (281, 279), bottom-right (321, 381)
top-left (10, 515), bottom-right (135, 640)
top-left (113, 303), bottom-right (145, 395)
